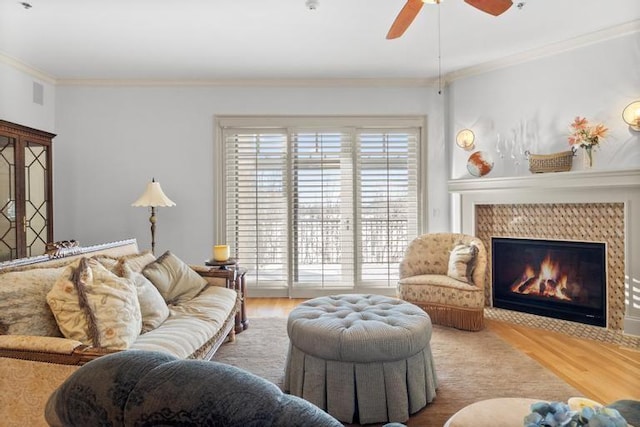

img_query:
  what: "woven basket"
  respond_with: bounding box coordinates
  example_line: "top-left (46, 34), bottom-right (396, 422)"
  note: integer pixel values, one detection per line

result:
top-left (526, 150), bottom-right (574, 173)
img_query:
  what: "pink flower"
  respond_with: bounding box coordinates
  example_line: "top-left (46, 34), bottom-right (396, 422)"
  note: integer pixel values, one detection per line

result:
top-left (592, 124), bottom-right (608, 139)
top-left (567, 117), bottom-right (607, 149)
top-left (571, 117), bottom-right (588, 131)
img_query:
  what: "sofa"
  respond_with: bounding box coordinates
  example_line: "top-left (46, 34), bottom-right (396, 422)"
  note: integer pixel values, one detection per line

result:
top-left (45, 350), bottom-right (344, 427)
top-left (0, 238), bottom-right (240, 426)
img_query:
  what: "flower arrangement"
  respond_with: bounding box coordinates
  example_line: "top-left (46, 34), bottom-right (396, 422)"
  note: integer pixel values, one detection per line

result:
top-left (524, 401), bottom-right (628, 427)
top-left (568, 117), bottom-right (608, 168)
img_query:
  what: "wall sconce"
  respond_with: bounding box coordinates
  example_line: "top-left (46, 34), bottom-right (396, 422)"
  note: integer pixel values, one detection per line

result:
top-left (622, 101), bottom-right (640, 131)
top-left (456, 129), bottom-right (475, 151)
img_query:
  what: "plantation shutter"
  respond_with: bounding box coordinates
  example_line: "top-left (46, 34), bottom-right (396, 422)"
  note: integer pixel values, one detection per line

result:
top-left (219, 117), bottom-right (423, 293)
top-left (291, 130), bottom-right (353, 288)
top-left (223, 129), bottom-right (288, 289)
top-left (356, 128), bottom-right (419, 285)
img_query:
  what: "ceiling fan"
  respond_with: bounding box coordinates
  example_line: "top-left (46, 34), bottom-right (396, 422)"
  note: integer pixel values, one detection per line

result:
top-left (386, 0), bottom-right (513, 39)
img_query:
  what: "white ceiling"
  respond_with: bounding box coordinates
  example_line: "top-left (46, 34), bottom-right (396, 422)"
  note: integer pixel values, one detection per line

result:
top-left (0, 0), bottom-right (638, 82)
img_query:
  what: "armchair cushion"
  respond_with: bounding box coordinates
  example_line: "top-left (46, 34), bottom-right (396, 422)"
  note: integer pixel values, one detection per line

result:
top-left (398, 274), bottom-right (485, 309)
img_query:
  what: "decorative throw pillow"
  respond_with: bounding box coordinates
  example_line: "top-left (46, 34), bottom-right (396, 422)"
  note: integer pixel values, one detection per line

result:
top-left (0, 266), bottom-right (68, 337)
top-left (118, 261), bottom-right (169, 333)
top-left (447, 243), bottom-right (479, 285)
top-left (92, 251), bottom-right (155, 274)
top-left (46, 258), bottom-right (142, 349)
top-left (92, 254), bottom-right (119, 272)
top-left (120, 251), bottom-right (156, 273)
top-left (142, 251), bottom-right (207, 305)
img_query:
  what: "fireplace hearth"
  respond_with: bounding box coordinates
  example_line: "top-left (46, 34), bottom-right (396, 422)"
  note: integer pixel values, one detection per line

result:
top-left (492, 237), bottom-right (606, 327)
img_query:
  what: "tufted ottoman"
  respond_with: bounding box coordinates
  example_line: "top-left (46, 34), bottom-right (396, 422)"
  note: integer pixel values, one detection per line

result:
top-left (284, 294), bottom-right (437, 424)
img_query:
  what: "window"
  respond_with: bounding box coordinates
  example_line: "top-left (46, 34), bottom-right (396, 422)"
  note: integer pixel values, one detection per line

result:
top-left (216, 116), bottom-right (425, 296)
top-left (357, 130), bottom-right (419, 286)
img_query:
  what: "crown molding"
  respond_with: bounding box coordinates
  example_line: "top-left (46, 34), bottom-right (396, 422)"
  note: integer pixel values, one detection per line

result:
top-left (55, 77), bottom-right (437, 88)
top-left (0, 48), bottom-right (437, 88)
top-left (2, 20), bottom-right (637, 88)
top-left (446, 20), bottom-right (640, 83)
top-left (0, 52), bottom-right (56, 85)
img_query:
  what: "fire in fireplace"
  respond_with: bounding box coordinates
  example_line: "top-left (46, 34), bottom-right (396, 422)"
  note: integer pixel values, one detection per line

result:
top-left (492, 237), bottom-right (606, 327)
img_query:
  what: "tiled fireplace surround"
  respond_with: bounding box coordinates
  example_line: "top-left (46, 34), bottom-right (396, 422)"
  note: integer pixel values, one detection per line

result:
top-left (448, 169), bottom-right (640, 341)
top-left (476, 203), bottom-right (623, 330)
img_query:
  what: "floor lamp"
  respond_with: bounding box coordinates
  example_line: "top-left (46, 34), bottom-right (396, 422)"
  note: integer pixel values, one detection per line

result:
top-left (132, 178), bottom-right (176, 254)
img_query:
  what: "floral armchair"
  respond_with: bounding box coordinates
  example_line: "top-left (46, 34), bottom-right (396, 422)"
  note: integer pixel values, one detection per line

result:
top-left (397, 233), bottom-right (487, 331)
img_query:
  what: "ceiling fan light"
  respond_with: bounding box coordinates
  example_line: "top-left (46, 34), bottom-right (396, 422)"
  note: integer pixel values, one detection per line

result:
top-left (422, 0), bottom-right (443, 4)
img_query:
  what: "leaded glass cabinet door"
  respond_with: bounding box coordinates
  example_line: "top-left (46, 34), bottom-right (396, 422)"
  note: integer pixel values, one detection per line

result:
top-left (22, 140), bottom-right (51, 257)
top-left (0, 120), bottom-right (54, 260)
top-left (0, 134), bottom-right (17, 261)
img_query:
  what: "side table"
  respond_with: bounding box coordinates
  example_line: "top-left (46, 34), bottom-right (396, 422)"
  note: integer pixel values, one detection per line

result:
top-left (203, 260), bottom-right (248, 334)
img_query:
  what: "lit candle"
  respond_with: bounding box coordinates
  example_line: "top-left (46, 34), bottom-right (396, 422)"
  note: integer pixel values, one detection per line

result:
top-left (213, 245), bottom-right (230, 262)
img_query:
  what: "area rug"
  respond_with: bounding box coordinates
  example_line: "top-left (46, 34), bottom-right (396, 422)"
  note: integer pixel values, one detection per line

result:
top-left (213, 318), bottom-right (583, 426)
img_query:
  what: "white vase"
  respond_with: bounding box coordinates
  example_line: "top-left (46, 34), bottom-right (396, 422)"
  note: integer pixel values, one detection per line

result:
top-left (583, 147), bottom-right (594, 169)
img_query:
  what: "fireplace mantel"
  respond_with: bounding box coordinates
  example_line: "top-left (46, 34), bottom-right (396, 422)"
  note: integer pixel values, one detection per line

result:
top-left (447, 168), bottom-right (640, 337)
top-left (447, 168), bottom-right (640, 194)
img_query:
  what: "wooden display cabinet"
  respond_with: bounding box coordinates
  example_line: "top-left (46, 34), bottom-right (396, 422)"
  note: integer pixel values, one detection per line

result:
top-left (0, 120), bottom-right (55, 261)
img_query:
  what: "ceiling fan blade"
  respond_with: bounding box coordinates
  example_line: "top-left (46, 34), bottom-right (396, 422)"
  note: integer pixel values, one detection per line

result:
top-left (464, 0), bottom-right (513, 16)
top-left (386, 0), bottom-right (425, 40)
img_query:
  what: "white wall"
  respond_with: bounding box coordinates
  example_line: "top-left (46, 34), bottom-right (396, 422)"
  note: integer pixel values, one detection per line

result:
top-left (445, 32), bottom-right (640, 336)
top-left (53, 84), bottom-right (446, 263)
top-left (447, 32), bottom-right (640, 179)
top-left (7, 31), bottom-right (637, 266)
top-left (0, 61), bottom-right (55, 132)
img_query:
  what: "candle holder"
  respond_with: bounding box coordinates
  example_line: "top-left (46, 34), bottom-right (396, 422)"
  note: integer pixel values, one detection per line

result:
top-left (205, 258), bottom-right (237, 270)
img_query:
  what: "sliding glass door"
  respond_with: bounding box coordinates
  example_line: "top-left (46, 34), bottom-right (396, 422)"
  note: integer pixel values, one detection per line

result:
top-left (218, 117), bottom-right (424, 296)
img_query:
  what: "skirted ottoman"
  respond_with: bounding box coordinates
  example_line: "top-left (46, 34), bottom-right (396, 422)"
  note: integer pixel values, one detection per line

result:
top-left (284, 294), bottom-right (437, 424)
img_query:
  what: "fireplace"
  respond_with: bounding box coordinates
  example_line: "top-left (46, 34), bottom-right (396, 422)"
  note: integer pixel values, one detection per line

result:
top-left (492, 237), bottom-right (606, 327)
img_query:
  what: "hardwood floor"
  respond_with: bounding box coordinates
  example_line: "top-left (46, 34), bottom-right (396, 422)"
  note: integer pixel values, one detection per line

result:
top-left (246, 297), bottom-right (640, 404)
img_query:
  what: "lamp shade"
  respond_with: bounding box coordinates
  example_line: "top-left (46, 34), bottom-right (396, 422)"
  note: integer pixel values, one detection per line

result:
top-left (622, 101), bottom-right (640, 131)
top-left (132, 181), bottom-right (176, 208)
